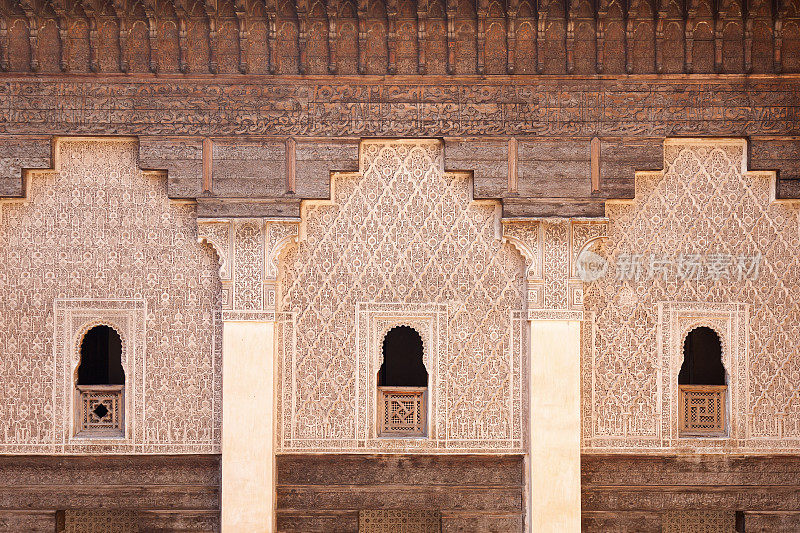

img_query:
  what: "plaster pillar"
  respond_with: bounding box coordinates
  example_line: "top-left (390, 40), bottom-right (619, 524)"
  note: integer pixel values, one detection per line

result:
top-left (221, 320), bottom-right (275, 533)
top-left (528, 319), bottom-right (582, 532)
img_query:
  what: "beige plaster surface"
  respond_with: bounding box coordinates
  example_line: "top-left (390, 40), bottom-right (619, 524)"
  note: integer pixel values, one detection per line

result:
top-left (222, 321), bottom-right (275, 532)
top-left (529, 320), bottom-right (582, 532)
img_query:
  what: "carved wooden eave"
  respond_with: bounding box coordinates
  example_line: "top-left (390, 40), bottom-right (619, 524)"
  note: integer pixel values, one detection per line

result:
top-left (0, 0), bottom-right (799, 216)
top-left (1, 0), bottom-right (799, 75)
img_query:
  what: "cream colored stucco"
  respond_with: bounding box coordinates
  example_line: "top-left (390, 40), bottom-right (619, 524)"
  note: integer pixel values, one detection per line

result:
top-left (222, 321), bottom-right (275, 533)
top-left (529, 320), bottom-right (582, 532)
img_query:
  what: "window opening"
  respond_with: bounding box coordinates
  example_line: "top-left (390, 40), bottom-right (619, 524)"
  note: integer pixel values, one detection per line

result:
top-left (378, 326), bottom-right (428, 437)
top-left (75, 325), bottom-right (125, 437)
top-left (678, 326), bottom-right (727, 437)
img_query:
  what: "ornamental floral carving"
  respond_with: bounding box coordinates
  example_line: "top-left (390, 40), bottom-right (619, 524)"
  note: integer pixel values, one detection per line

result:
top-left (0, 139), bottom-right (221, 454)
top-left (583, 138), bottom-right (800, 452)
top-left (276, 139), bottom-right (526, 452)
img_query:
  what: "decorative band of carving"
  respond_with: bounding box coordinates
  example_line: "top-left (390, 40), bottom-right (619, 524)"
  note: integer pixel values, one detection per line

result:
top-left (527, 309), bottom-right (584, 321)
top-left (221, 310), bottom-right (277, 322)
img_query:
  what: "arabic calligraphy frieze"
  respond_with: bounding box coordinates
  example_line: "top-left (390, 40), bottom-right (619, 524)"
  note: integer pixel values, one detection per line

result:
top-left (0, 76), bottom-right (799, 138)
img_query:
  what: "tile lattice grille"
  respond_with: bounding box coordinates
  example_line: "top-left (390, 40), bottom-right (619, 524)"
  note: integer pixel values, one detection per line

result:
top-left (662, 510), bottom-right (736, 533)
top-left (679, 385), bottom-right (727, 436)
top-left (63, 510), bottom-right (139, 533)
top-left (359, 510), bottom-right (441, 533)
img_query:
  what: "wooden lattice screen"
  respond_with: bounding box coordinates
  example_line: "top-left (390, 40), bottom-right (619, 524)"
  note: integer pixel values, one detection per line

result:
top-left (378, 387), bottom-right (426, 437)
top-left (679, 385), bottom-right (727, 436)
top-left (77, 385), bottom-right (124, 437)
top-left (359, 510), bottom-right (441, 533)
top-left (662, 510), bottom-right (736, 533)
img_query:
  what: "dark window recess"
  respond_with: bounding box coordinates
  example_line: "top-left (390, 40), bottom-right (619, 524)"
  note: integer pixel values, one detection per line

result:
top-left (679, 326), bottom-right (725, 385)
top-left (77, 326), bottom-right (125, 385)
top-left (378, 326), bottom-right (428, 387)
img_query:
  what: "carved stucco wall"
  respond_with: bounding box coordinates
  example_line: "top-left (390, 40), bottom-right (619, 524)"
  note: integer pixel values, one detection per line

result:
top-left (582, 138), bottom-right (800, 452)
top-left (276, 139), bottom-right (527, 452)
top-left (0, 139), bottom-right (222, 453)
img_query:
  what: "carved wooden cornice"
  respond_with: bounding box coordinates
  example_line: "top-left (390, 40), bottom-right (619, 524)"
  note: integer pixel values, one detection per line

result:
top-left (0, 0), bottom-right (798, 75)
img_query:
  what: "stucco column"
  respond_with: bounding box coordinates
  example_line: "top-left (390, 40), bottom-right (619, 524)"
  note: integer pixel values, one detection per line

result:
top-left (221, 320), bottom-right (275, 532)
top-left (528, 319), bottom-right (582, 532)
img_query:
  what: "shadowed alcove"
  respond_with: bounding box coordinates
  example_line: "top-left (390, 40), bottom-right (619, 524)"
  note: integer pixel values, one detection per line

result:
top-left (678, 326), bottom-right (727, 437)
top-left (679, 326), bottom-right (725, 386)
top-left (77, 325), bottom-right (125, 386)
top-left (378, 326), bottom-right (428, 387)
top-left (75, 325), bottom-right (125, 437)
top-left (377, 326), bottom-right (428, 437)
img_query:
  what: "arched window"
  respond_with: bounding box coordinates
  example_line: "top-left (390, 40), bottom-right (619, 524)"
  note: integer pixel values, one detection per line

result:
top-left (78, 325), bottom-right (125, 386)
top-left (678, 327), bottom-right (727, 436)
top-left (679, 327), bottom-right (725, 386)
top-left (378, 326), bottom-right (428, 387)
top-left (378, 326), bottom-right (428, 437)
top-left (76, 325), bottom-right (125, 437)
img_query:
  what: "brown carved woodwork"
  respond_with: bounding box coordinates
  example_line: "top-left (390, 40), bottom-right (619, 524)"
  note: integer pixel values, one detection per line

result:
top-left (327, 0), bottom-right (338, 72)
top-left (0, 77), bottom-right (799, 215)
top-left (295, 0), bottom-right (307, 72)
top-left (582, 454), bottom-right (800, 531)
top-left (386, 0), bottom-right (396, 73)
top-left (0, 0), bottom-right (797, 74)
top-left (378, 387), bottom-right (427, 436)
top-left (352, 0), bottom-right (363, 72)
top-left (678, 385), bottom-right (727, 436)
top-left (276, 454), bottom-right (525, 531)
top-left (18, 0), bottom-right (38, 71)
top-left (444, 0), bottom-right (455, 73)
top-left (234, 0), bottom-right (248, 72)
top-left (265, 0), bottom-right (277, 72)
top-left (506, 0), bottom-right (517, 74)
top-left (536, 0), bottom-right (546, 72)
top-left (566, 0), bottom-right (575, 73)
top-left (111, 0), bottom-right (125, 71)
top-left (1, 76), bottom-right (798, 138)
top-left (0, 15), bottom-right (8, 71)
top-left (416, 0), bottom-right (425, 72)
top-left (0, 454), bottom-right (220, 530)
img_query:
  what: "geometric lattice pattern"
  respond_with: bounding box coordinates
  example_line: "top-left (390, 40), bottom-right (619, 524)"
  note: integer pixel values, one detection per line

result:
top-left (278, 139), bottom-right (525, 452)
top-left (77, 386), bottom-right (124, 437)
top-left (63, 510), bottom-right (139, 533)
top-left (0, 139), bottom-right (221, 453)
top-left (679, 385), bottom-right (727, 436)
top-left (378, 387), bottom-right (426, 436)
top-left (583, 138), bottom-right (800, 451)
top-left (662, 510), bottom-right (736, 533)
top-left (359, 510), bottom-right (441, 533)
